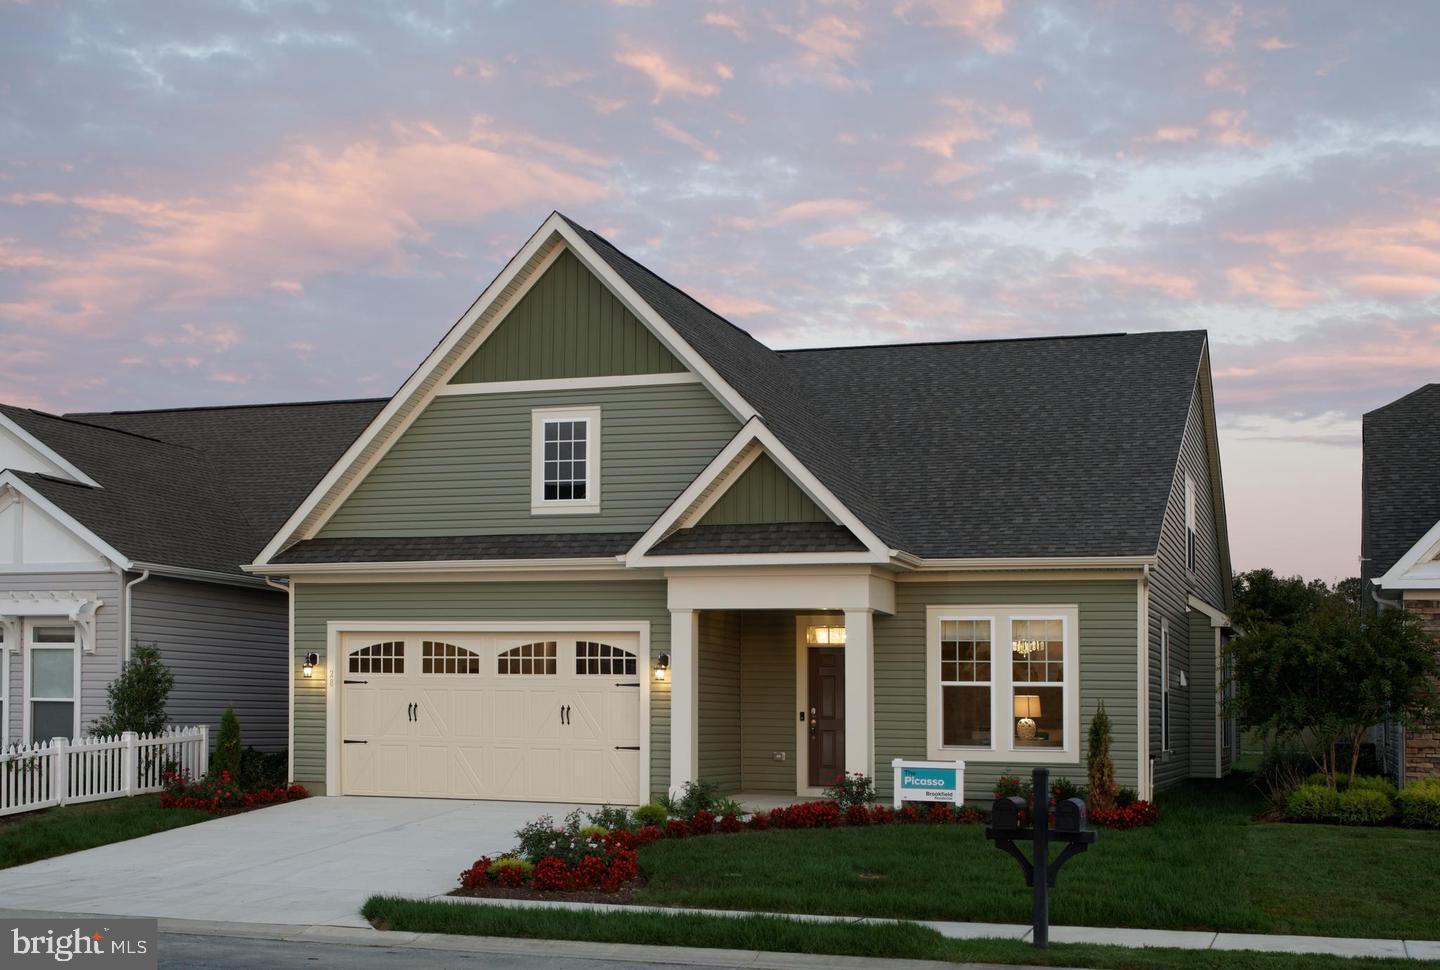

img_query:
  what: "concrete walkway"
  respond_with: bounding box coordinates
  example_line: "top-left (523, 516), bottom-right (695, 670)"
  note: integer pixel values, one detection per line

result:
top-left (419, 894), bottom-right (1440, 961)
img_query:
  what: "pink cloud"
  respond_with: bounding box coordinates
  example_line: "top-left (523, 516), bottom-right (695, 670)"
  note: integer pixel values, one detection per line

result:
top-left (1141, 125), bottom-right (1200, 143)
top-left (1170, 2), bottom-right (1244, 53)
top-left (912, 98), bottom-right (1031, 158)
top-left (689, 291), bottom-right (775, 318)
top-left (1345, 273), bottom-right (1440, 298)
top-left (1203, 62), bottom-right (1247, 94)
top-left (615, 46), bottom-right (720, 101)
top-left (1066, 260), bottom-right (1198, 298)
top-left (702, 11), bottom-right (747, 39)
top-left (1207, 108), bottom-right (1260, 145)
top-left (802, 227), bottom-right (873, 247)
top-left (1260, 36), bottom-right (1297, 51)
top-left (651, 118), bottom-right (719, 161)
top-left (1225, 262), bottom-right (1323, 308)
top-left (770, 15), bottom-right (867, 90)
top-left (1227, 213), bottom-right (1440, 301)
top-left (893, 0), bottom-right (1012, 53)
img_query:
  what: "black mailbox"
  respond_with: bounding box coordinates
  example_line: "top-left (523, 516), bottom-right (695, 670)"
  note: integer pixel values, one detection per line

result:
top-left (1055, 797), bottom-right (1087, 834)
top-left (990, 795), bottom-right (1028, 831)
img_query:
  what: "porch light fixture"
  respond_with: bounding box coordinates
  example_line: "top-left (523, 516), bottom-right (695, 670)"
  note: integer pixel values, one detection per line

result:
top-left (302, 652), bottom-right (319, 679)
top-left (805, 624), bottom-right (847, 646)
top-left (1014, 694), bottom-right (1041, 740)
top-left (654, 652), bottom-right (670, 682)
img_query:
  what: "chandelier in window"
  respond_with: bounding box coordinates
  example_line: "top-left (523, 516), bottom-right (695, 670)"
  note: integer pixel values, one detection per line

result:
top-left (1012, 636), bottom-right (1047, 657)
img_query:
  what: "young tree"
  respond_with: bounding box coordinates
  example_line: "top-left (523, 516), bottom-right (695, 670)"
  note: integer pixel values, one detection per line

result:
top-left (214, 706), bottom-right (243, 777)
top-left (1227, 571), bottom-right (1440, 786)
top-left (91, 642), bottom-right (174, 737)
top-left (1087, 701), bottom-right (1117, 811)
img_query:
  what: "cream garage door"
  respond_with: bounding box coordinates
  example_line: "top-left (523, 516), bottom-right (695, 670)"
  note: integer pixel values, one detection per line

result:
top-left (339, 632), bottom-right (643, 804)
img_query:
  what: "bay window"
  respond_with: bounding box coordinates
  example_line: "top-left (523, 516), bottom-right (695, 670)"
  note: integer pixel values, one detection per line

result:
top-left (927, 605), bottom-right (1079, 762)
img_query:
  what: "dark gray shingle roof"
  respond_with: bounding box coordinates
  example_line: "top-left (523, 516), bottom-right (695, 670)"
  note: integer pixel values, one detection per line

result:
top-left (648, 522), bottom-right (866, 556)
top-left (1362, 384), bottom-right (1440, 581)
top-left (274, 533), bottom-right (640, 564)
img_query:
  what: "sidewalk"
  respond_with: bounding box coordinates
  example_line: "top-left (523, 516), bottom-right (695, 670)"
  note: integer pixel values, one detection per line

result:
top-left (420, 894), bottom-right (1440, 961)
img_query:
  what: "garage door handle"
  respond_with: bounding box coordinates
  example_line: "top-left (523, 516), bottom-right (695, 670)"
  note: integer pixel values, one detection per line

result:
top-left (344, 679), bottom-right (368, 685)
top-left (614, 746), bottom-right (640, 751)
top-left (559, 704), bottom-right (570, 725)
top-left (343, 739), bottom-right (368, 744)
top-left (615, 682), bottom-right (640, 687)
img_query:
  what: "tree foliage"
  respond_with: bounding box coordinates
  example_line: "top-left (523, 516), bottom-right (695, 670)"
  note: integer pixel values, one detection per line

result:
top-left (214, 706), bottom-right (243, 777)
top-left (1227, 569), bottom-right (1440, 786)
top-left (91, 642), bottom-right (174, 737)
top-left (1087, 701), bottom-right (1117, 811)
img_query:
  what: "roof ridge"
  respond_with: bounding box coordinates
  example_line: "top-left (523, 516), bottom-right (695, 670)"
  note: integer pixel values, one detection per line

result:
top-left (779, 331), bottom-right (1139, 353)
top-left (6, 408), bottom-right (181, 448)
top-left (67, 396), bottom-right (388, 418)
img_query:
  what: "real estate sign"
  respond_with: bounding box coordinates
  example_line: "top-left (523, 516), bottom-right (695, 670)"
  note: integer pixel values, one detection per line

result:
top-left (891, 758), bottom-right (965, 807)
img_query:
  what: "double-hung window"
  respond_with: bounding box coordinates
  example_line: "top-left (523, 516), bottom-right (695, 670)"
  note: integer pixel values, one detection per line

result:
top-left (1184, 473), bottom-right (1197, 572)
top-left (531, 407), bottom-right (600, 514)
top-left (27, 623), bottom-right (77, 743)
top-left (928, 606), bottom-right (1079, 763)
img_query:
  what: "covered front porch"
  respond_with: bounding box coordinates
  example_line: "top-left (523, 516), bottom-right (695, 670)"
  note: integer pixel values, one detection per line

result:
top-left (665, 568), bottom-right (893, 799)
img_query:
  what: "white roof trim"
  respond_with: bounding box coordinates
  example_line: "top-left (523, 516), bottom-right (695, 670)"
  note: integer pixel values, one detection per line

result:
top-left (0, 412), bottom-right (101, 488)
top-left (243, 557), bottom-right (629, 575)
top-left (624, 417), bottom-right (891, 566)
top-left (252, 212), bottom-right (761, 567)
top-left (1376, 516), bottom-right (1440, 590)
top-left (915, 555), bottom-right (1157, 570)
top-left (1186, 594), bottom-right (1231, 628)
top-left (0, 472), bottom-right (131, 570)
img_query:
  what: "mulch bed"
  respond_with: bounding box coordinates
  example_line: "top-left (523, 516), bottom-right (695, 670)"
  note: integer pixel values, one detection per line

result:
top-left (448, 881), bottom-right (644, 905)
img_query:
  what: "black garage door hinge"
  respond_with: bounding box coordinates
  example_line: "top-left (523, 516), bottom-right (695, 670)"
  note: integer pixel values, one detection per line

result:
top-left (344, 679), bottom-right (369, 685)
top-left (343, 739), bottom-right (368, 744)
top-left (614, 745), bottom-right (640, 751)
top-left (615, 682), bottom-right (640, 687)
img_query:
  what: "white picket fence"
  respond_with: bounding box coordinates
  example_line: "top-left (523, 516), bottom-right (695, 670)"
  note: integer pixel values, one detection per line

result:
top-left (0, 726), bottom-right (208, 818)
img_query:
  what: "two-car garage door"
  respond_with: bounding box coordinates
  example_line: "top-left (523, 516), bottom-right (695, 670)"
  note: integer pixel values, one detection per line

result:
top-left (338, 631), bottom-right (644, 804)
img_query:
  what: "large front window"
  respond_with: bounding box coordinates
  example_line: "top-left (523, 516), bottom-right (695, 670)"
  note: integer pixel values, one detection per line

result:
top-left (928, 606), bottom-right (1079, 762)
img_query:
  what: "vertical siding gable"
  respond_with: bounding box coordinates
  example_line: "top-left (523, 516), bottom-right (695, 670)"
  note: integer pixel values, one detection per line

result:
top-left (319, 383), bottom-right (740, 538)
top-left (699, 453), bottom-right (831, 526)
top-left (450, 248), bottom-right (686, 384)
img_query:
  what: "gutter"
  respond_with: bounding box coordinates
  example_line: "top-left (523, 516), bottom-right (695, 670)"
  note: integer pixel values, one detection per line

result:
top-left (122, 569), bottom-right (151, 663)
top-left (131, 561), bottom-right (272, 589)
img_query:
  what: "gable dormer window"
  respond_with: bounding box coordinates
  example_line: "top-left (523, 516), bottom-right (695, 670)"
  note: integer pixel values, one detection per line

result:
top-left (532, 406), bottom-right (600, 514)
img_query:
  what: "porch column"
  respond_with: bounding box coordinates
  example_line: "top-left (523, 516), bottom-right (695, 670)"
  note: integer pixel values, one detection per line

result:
top-left (844, 608), bottom-right (874, 778)
top-left (669, 608), bottom-right (700, 794)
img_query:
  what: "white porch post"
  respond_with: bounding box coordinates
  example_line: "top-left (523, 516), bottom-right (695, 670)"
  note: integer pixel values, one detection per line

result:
top-left (844, 608), bottom-right (874, 778)
top-left (669, 608), bottom-right (699, 794)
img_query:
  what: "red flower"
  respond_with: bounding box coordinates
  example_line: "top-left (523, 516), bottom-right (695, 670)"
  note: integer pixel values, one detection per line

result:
top-left (719, 811), bottom-right (742, 834)
top-left (602, 849), bottom-right (639, 892)
top-left (665, 819), bottom-right (689, 839)
top-left (844, 804), bottom-right (871, 827)
top-left (633, 825), bottom-right (663, 846)
top-left (927, 804), bottom-right (956, 825)
top-left (868, 805), bottom-right (895, 825)
top-left (689, 810), bottom-right (716, 835)
top-left (746, 811), bottom-right (770, 831)
top-left (532, 857), bottom-right (574, 892)
top-left (898, 805), bottom-right (924, 824)
top-left (458, 857), bottom-right (494, 890)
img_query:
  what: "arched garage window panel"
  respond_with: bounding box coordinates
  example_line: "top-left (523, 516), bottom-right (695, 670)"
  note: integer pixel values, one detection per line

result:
top-left (498, 641), bottom-right (557, 676)
top-left (575, 641), bottom-right (637, 676)
top-left (422, 640), bottom-right (481, 675)
top-left (349, 641), bottom-right (404, 674)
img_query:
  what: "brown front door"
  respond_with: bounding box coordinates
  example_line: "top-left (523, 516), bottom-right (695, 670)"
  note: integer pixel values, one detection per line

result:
top-left (807, 647), bottom-right (845, 788)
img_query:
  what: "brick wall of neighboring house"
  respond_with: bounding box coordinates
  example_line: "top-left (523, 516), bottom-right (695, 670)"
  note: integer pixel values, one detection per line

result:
top-left (1406, 598), bottom-right (1440, 782)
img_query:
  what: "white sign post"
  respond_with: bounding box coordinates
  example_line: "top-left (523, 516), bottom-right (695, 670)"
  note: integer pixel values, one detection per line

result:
top-left (891, 758), bottom-right (965, 808)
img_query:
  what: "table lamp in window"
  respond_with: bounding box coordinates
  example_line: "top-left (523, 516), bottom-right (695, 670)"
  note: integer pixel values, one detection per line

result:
top-left (1014, 694), bottom-right (1042, 741)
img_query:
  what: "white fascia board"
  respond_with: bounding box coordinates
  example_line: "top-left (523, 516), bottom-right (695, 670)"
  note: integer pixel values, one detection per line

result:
top-left (913, 555), bottom-right (1158, 571)
top-left (1186, 593), bottom-right (1231, 628)
top-left (0, 412), bottom-right (101, 488)
top-left (0, 472), bottom-right (131, 570)
top-left (1377, 516), bottom-right (1440, 590)
top-left (254, 212), bottom-right (763, 567)
top-left (437, 372), bottom-right (700, 397)
top-left (242, 556), bottom-right (630, 576)
top-left (624, 418), bottom-right (892, 565)
top-left (642, 551), bottom-right (888, 568)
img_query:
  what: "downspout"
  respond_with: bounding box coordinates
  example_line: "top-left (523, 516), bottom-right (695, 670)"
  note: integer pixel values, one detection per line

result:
top-left (122, 569), bottom-right (151, 663)
top-left (1138, 563), bottom-right (1152, 801)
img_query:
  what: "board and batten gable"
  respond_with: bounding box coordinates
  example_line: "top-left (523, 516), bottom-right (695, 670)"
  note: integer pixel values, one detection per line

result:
top-left (699, 453), bottom-right (830, 527)
top-left (1150, 377), bottom-right (1230, 791)
top-left (877, 578), bottom-right (1141, 801)
top-left (129, 576), bottom-right (288, 751)
top-left (317, 384), bottom-right (739, 538)
top-left (449, 247), bottom-right (686, 384)
top-left (291, 579), bottom-right (671, 796)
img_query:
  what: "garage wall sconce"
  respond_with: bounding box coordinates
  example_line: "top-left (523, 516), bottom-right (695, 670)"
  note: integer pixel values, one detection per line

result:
top-left (654, 652), bottom-right (671, 682)
top-left (302, 652), bottom-right (319, 678)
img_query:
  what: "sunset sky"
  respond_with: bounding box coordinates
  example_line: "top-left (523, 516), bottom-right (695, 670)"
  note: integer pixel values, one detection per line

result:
top-left (2, 1), bottom-right (1437, 581)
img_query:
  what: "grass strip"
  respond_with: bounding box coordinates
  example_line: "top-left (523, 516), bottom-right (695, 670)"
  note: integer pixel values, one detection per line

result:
top-left (0, 794), bottom-right (211, 869)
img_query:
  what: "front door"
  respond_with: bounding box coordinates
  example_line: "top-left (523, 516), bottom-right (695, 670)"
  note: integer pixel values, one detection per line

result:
top-left (807, 647), bottom-right (845, 787)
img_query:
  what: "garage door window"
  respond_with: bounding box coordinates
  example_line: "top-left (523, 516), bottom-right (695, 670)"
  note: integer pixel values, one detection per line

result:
top-left (575, 641), bottom-right (637, 676)
top-left (349, 641), bottom-right (404, 674)
top-left (498, 641), bottom-right (557, 675)
top-left (423, 640), bottom-right (481, 674)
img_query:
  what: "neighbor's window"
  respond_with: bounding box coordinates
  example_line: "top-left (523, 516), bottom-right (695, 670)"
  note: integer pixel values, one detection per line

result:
top-left (532, 407), bottom-right (600, 514)
top-left (928, 607), bottom-right (1078, 762)
top-left (1185, 473), bottom-right (1197, 572)
top-left (29, 624), bottom-right (76, 743)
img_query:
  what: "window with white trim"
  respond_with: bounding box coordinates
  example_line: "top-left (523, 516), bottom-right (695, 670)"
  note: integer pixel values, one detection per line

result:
top-left (1160, 618), bottom-right (1171, 753)
top-left (1185, 473), bottom-right (1197, 572)
top-left (28, 624), bottom-right (77, 743)
top-left (927, 606), bottom-right (1079, 762)
top-left (532, 407), bottom-right (600, 514)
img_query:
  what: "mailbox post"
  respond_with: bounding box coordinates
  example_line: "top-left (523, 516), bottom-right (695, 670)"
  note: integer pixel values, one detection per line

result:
top-left (983, 766), bottom-right (1096, 948)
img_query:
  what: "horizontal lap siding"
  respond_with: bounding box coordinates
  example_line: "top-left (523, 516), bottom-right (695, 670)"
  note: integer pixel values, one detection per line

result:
top-left (1, 570), bottom-right (121, 744)
top-left (1188, 610), bottom-right (1218, 778)
top-left (319, 384), bottom-right (738, 537)
top-left (292, 579), bottom-right (669, 796)
top-left (131, 577), bottom-right (288, 751)
top-left (878, 580), bottom-right (1140, 802)
top-left (699, 611), bottom-right (741, 792)
top-left (740, 612), bottom-right (797, 793)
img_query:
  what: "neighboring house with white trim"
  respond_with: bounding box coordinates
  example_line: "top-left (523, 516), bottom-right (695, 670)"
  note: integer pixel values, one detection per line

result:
top-left (244, 212), bottom-right (1236, 805)
top-left (0, 400), bottom-right (380, 751)
top-left (1363, 383), bottom-right (1440, 783)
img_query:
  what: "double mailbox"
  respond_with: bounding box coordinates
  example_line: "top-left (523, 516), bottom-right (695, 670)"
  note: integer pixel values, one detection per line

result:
top-left (990, 794), bottom-right (1088, 834)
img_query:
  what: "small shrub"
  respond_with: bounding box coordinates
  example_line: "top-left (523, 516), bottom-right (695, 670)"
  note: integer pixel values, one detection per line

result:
top-left (213, 706), bottom-right (242, 778)
top-left (927, 804), bottom-right (956, 824)
top-left (634, 824), bottom-right (664, 845)
top-left (1348, 775), bottom-right (1399, 801)
top-left (1114, 786), bottom-right (1139, 809)
top-left (824, 772), bottom-right (877, 812)
top-left (1336, 788), bottom-right (1393, 825)
top-left (958, 806), bottom-right (987, 825)
top-left (868, 804), bottom-right (895, 825)
top-left (574, 854), bottom-right (608, 889)
top-left (237, 747), bottom-right (287, 789)
top-left (1090, 800), bottom-right (1159, 829)
top-left (898, 805), bottom-right (924, 824)
top-left (91, 642), bottom-right (174, 737)
top-left (602, 849), bottom-right (639, 892)
top-left (689, 809), bottom-right (716, 835)
top-left (663, 780), bottom-right (722, 819)
top-left (1397, 779), bottom-right (1440, 829)
top-left (1086, 701), bottom-right (1117, 811)
top-left (531, 857), bottom-right (573, 892)
top-left (1051, 776), bottom-right (1084, 802)
top-left (1287, 784), bottom-right (1341, 823)
top-left (491, 858), bottom-right (533, 887)
top-left (1256, 746), bottom-right (1314, 811)
top-left (843, 804), bottom-right (870, 827)
top-left (458, 856), bottom-right (493, 890)
top-left (714, 797), bottom-right (746, 820)
top-left (719, 811), bottom-right (742, 833)
top-left (586, 805), bottom-right (634, 831)
top-left (745, 811), bottom-right (770, 831)
top-left (515, 811), bottom-right (604, 865)
top-left (665, 819), bottom-right (689, 839)
top-left (634, 802), bottom-right (668, 827)
top-left (578, 825), bottom-right (609, 841)
top-left (993, 775), bottom-right (1034, 804)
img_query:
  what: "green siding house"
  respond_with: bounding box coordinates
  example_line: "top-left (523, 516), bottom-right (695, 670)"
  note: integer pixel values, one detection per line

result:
top-left (247, 211), bottom-right (1236, 805)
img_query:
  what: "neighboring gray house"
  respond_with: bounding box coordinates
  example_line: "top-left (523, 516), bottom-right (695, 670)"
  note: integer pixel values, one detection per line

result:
top-left (0, 399), bottom-right (381, 750)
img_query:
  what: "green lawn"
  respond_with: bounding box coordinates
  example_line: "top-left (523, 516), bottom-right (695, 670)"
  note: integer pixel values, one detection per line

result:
top-left (0, 794), bottom-right (211, 869)
top-left (363, 897), bottom-right (1425, 970)
top-left (630, 773), bottom-right (1439, 940)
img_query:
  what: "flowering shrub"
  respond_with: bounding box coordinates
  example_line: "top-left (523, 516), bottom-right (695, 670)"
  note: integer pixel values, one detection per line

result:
top-left (602, 848), bottom-right (639, 892)
top-left (159, 768), bottom-right (308, 815)
top-left (927, 804), bottom-right (956, 825)
top-left (898, 805), bottom-right (924, 824)
top-left (458, 857), bottom-right (493, 890)
top-left (868, 804), bottom-right (895, 825)
top-left (844, 804), bottom-right (871, 826)
top-left (492, 858), bottom-right (533, 887)
top-left (746, 810), bottom-right (770, 830)
top-left (824, 772), bottom-right (877, 811)
top-left (634, 825), bottom-right (664, 846)
top-left (689, 809), bottom-right (716, 835)
top-left (515, 810), bottom-right (606, 865)
top-left (771, 801), bottom-right (841, 829)
top-left (665, 819), bottom-right (689, 839)
top-left (531, 857), bottom-right (573, 891)
top-left (1089, 800), bottom-right (1159, 829)
top-left (719, 811), bottom-right (743, 833)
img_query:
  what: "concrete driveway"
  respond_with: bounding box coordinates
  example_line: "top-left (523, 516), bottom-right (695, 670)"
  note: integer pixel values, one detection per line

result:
top-left (0, 796), bottom-right (578, 926)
